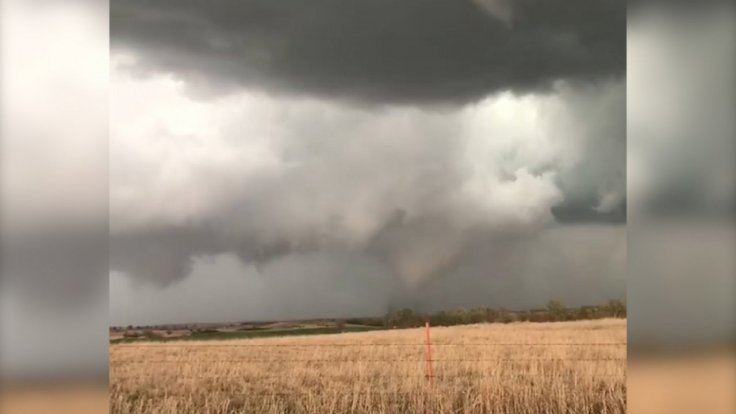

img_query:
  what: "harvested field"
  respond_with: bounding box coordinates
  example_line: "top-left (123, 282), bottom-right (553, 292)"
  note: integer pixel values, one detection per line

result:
top-left (110, 318), bottom-right (626, 414)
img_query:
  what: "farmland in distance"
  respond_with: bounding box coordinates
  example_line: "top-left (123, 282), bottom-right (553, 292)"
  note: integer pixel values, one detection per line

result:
top-left (110, 318), bottom-right (626, 414)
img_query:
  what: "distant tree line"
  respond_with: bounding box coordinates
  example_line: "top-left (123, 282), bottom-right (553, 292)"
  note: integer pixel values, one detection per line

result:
top-left (383, 299), bottom-right (626, 328)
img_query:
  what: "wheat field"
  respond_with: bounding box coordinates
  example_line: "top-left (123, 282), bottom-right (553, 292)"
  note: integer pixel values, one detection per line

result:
top-left (110, 319), bottom-right (626, 414)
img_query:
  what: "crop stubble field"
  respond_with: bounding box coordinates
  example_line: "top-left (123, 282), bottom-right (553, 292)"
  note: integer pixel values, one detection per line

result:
top-left (110, 319), bottom-right (626, 414)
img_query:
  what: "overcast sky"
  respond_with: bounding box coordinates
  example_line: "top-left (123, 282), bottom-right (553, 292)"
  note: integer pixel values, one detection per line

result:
top-left (2, 0), bottom-right (731, 382)
top-left (108, 0), bottom-right (626, 326)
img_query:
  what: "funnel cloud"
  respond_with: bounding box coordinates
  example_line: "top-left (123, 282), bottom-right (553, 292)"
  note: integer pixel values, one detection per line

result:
top-left (110, 0), bottom-right (626, 325)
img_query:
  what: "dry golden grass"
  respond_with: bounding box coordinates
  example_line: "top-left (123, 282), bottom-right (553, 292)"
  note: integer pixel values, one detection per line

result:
top-left (110, 319), bottom-right (626, 414)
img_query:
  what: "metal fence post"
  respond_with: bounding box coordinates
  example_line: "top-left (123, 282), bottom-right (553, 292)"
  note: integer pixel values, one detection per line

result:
top-left (424, 321), bottom-right (434, 385)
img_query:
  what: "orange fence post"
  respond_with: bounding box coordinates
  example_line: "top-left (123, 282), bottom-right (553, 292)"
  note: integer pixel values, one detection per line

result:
top-left (424, 321), bottom-right (434, 385)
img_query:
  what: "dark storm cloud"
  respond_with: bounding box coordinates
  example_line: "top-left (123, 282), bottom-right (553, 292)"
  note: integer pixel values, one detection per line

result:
top-left (109, 78), bottom-right (626, 290)
top-left (111, 0), bottom-right (625, 103)
top-left (108, 0), bottom-right (627, 323)
top-left (552, 77), bottom-right (626, 223)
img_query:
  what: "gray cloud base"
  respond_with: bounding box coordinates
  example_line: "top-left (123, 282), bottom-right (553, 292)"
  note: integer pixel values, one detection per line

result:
top-left (111, 0), bottom-right (625, 104)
